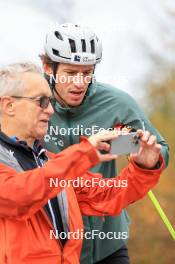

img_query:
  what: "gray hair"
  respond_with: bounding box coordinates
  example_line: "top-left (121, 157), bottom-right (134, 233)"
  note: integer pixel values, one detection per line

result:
top-left (0, 62), bottom-right (42, 97)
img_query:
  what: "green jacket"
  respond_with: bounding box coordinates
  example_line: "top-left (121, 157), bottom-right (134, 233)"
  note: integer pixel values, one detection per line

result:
top-left (43, 81), bottom-right (169, 263)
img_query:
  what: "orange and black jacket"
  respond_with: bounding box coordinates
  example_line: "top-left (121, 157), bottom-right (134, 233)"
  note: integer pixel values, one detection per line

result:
top-left (0, 132), bottom-right (164, 264)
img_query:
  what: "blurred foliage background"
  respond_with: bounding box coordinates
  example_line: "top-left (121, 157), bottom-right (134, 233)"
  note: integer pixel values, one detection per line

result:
top-left (117, 71), bottom-right (175, 263)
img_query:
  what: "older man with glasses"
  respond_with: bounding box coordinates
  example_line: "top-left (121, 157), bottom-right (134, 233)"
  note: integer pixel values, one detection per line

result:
top-left (0, 62), bottom-right (164, 264)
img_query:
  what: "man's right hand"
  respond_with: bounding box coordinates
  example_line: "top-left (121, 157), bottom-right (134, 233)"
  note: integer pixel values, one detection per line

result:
top-left (130, 130), bottom-right (162, 169)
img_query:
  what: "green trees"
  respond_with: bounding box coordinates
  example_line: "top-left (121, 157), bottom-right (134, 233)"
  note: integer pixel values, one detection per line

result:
top-left (128, 72), bottom-right (175, 264)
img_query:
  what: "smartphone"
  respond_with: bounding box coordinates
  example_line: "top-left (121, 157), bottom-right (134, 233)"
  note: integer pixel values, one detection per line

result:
top-left (110, 132), bottom-right (140, 155)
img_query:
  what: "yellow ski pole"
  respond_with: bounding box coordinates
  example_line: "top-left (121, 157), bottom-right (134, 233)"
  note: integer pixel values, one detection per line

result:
top-left (148, 190), bottom-right (175, 240)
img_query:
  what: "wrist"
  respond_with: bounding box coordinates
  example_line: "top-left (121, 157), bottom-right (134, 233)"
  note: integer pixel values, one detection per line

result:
top-left (135, 160), bottom-right (161, 170)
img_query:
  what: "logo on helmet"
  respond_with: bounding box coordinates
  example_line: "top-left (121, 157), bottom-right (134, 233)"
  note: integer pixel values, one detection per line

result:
top-left (83, 56), bottom-right (94, 63)
top-left (74, 55), bottom-right (81, 62)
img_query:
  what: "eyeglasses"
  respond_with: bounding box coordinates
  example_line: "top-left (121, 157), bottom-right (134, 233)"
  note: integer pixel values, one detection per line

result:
top-left (11, 96), bottom-right (53, 109)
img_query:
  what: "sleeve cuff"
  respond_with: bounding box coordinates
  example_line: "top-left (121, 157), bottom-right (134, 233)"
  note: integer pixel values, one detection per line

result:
top-left (131, 154), bottom-right (165, 174)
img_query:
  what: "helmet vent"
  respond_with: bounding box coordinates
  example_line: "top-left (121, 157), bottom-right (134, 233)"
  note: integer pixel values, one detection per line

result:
top-left (90, 39), bottom-right (95, 54)
top-left (68, 39), bottom-right (76, 52)
top-left (81, 39), bottom-right (86, 52)
top-left (54, 31), bottom-right (63, 40)
top-left (52, 49), bottom-right (60, 56)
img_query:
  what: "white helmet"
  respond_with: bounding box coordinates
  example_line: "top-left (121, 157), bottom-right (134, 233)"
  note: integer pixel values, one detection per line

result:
top-left (44, 23), bottom-right (102, 65)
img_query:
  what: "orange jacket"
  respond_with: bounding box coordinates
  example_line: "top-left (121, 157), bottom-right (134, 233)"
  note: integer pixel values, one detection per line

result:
top-left (0, 138), bottom-right (164, 264)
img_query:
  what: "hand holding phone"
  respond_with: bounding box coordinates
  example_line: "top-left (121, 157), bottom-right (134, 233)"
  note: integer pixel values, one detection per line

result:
top-left (110, 132), bottom-right (140, 155)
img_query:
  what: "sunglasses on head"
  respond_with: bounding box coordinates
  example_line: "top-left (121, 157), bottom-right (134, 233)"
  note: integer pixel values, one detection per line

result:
top-left (11, 95), bottom-right (53, 109)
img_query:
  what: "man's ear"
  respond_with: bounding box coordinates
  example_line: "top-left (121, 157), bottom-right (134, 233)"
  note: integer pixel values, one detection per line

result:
top-left (0, 96), bottom-right (15, 116)
top-left (43, 63), bottom-right (53, 75)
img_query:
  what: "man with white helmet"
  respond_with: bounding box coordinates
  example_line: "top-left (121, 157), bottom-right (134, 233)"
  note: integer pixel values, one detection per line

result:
top-left (41, 23), bottom-right (169, 264)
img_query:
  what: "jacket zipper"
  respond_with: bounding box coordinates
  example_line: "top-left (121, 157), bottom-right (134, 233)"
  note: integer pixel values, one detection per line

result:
top-left (33, 152), bottom-right (65, 263)
top-left (41, 208), bottom-right (64, 263)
